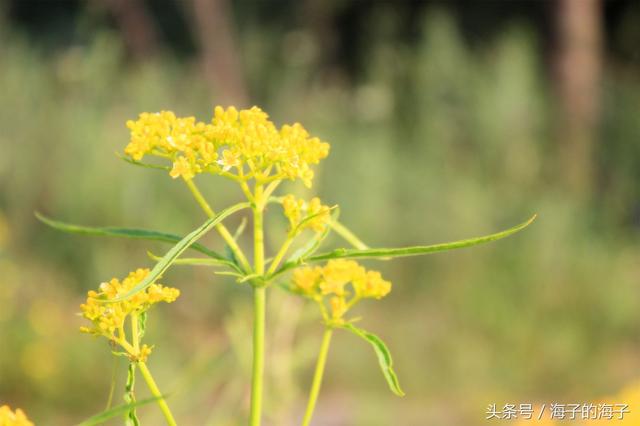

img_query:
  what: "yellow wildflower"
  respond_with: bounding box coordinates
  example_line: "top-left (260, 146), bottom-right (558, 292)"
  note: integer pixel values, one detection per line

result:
top-left (137, 344), bottom-right (153, 362)
top-left (353, 270), bottom-right (391, 299)
top-left (293, 260), bottom-right (391, 324)
top-left (292, 266), bottom-right (323, 297)
top-left (169, 156), bottom-right (196, 180)
top-left (321, 260), bottom-right (364, 296)
top-left (124, 106), bottom-right (330, 187)
top-left (80, 268), bottom-right (180, 339)
top-left (282, 194), bottom-right (331, 233)
top-left (0, 405), bottom-right (34, 426)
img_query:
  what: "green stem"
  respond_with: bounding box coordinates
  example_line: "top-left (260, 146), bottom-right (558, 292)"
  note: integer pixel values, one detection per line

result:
top-left (184, 178), bottom-right (252, 272)
top-left (250, 184), bottom-right (266, 426)
top-left (138, 361), bottom-right (178, 426)
top-left (266, 235), bottom-right (294, 276)
top-left (329, 220), bottom-right (368, 249)
top-left (302, 328), bottom-right (333, 426)
top-left (250, 286), bottom-right (266, 426)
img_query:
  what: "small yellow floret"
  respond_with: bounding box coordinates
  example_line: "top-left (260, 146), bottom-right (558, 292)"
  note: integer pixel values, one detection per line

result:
top-left (80, 268), bottom-right (180, 339)
top-left (293, 260), bottom-right (391, 323)
top-left (282, 194), bottom-right (331, 233)
top-left (137, 344), bottom-right (153, 362)
top-left (292, 266), bottom-right (323, 296)
top-left (124, 106), bottom-right (330, 187)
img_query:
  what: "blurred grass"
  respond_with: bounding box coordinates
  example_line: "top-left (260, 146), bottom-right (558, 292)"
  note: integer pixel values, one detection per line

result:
top-left (1, 9), bottom-right (640, 426)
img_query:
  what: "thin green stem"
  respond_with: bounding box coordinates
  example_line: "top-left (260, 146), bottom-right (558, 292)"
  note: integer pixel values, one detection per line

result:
top-left (302, 328), bottom-right (333, 426)
top-left (250, 286), bottom-right (266, 426)
top-left (184, 178), bottom-right (252, 272)
top-left (131, 314), bottom-right (140, 352)
top-left (329, 220), bottom-right (368, 249)
top-left (250, 184), bottom-right (266, 426)
top-left (105, 354), bottom-right (118, 410)
top-left (262, 180), bottom-right (281, 201)
top-left (138, 361), bottom-right (178, 426)
top-left (266, 235), bottom-right (294, 276)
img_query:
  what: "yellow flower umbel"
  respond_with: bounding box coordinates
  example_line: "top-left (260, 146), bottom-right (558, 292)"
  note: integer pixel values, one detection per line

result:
top-left (125, 106), bottom-right (330, 187)
top-left (282, 195), bottom-right (331, 234)
top-left (80, 268), bottom-right (179, 362)
top-left (0, 405), bottom-right (33, 426)
top-left (292, 259), bottom-right (391, 325)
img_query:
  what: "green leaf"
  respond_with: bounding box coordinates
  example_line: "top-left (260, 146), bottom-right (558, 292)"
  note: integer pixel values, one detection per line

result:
top-left (109, 202), bottom-right (249, 302)
top-left (76, 396), bottom-right (163, 426)
top-left (286, 207), bottom-right (340, 265)
top-left (146, 251), bottom-right (240, 272)
top-left (341, 323), bottom-right (404, 396)
top-left (35, 212), bottom-right (228, 261)
top-left (138, 311), bottom-right (147, 340)
top-left (124, 363), bottom-right (140, 426)
top-left (116, 152), bottom-right (170, 170)
top-left (273, 214), bottom-right (536, 278)
top-left (232, 217), bottom-right (248, 240)
top-left (310, 214), bottom-right (536, 261)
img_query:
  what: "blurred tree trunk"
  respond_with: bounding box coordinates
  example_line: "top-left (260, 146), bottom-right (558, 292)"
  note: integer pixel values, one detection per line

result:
top-left (187, 0), bottom-right (249, 105)
top-left (553, 0), bottom-right (602, 196)
top-left (104, 0), bottom-right (158, 59)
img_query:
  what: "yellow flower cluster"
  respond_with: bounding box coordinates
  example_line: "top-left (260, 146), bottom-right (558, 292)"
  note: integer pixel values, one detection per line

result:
top-left (0, 405), bottom-right (33, 426)
top-left (282, 194), bottom-right (331, 233)
top-left (125, 106), bottom-right (330, 186)
top-left (293, 260), bottom-right (391, 323)
top-left (80, 268), bottom-right (179, 339)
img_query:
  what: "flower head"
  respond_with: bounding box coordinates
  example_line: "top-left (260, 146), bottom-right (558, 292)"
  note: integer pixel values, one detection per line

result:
top-left (282, 195), bottom-right (331, 233)
top-left (125, 106), bottom-right (330, 187)
top-left (292, 260), bottom-right (391, 324)
top-left (0, 405), bottom-right (33, 426)
top-left (80, 268), bottom-right (179, 340)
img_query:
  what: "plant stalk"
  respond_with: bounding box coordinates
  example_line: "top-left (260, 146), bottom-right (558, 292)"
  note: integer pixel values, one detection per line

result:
top-left (266, 235), bottom-right (294, 276)
top-left (250, 184), bottom-right (266, 426)
top-left (184, 178), bottom-right (251, 272)
top-left (138, 361), bottom-right (177, 426)
top-left (302, 328), bottom-right (333, 426)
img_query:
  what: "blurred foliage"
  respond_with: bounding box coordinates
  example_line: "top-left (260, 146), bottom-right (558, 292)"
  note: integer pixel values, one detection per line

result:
top-left (1, 5), bottom-right (640, 426)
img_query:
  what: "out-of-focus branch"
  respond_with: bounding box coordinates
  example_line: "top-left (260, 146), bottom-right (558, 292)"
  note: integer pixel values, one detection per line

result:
top-left (104, 0), bottom-right (158, 59)
top-left (187, 0), bottom-right (249, 105)
top-left (553, 0), bottom-right (602, 196)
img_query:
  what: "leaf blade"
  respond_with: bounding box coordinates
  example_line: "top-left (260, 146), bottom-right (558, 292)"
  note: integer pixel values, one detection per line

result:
top-left (146, 251), bottom-right (240, 271)
top-left (109, 202), bottom-right (249, 302)
top-left (35, 212), bottom-right (228, 261)
top-left (76, 396), bottom-right (164, 426)
top-left (341, 323), bottom-right (404, 396)
top-left (308, 214), bottom-right (537, 262)
top-left (117, 152), bottom-right (170, 170)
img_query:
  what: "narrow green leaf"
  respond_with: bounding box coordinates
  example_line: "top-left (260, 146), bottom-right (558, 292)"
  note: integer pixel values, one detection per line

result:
top-left (76, 396), bottom-right (163, 426)
top-left (292, 205), bottom-right (338, 235)
top-left (272, 215), bottom-right (536, 278)
top-left (286, 207), bottom-right (340, 265)
top-left (138, 312), bottom-right (147, 340)
top-left (341, 323), bottom-right (404, 396)
top-left (146, 251), bottom-right (241, 272)
top-left (116, 152), bottom-right (170, 170)
top-left (232, 217), bottom-right (248, 240)
top-left (310, 214), bottom-right (536, 262)
top-left (35, 212), bottom-right (228, 261)
top-left (109, 202), bottom-right (249, 302)
top-left (124, 363), bottom-right (140, 426)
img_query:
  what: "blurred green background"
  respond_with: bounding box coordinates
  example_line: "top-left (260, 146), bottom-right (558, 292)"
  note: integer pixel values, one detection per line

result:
top-left (1, 1), bottom-right (640, 425)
